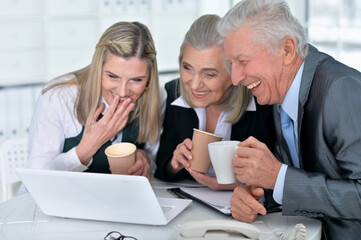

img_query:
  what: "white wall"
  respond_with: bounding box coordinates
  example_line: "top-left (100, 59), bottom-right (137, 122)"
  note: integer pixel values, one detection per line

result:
top-left (287, 0), bottom-right (306, 26)
top-left (199, 0), bottom-right (232, 17)
top-left (0, 0), bottom-right (206, 86)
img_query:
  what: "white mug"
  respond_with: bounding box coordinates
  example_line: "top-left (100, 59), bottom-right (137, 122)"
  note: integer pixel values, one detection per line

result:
top-left (208, 141), bottom-right (240, 184)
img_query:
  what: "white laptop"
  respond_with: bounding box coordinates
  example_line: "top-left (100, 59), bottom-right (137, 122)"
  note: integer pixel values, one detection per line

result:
top-left (16, 168), bottom-right (192, 225)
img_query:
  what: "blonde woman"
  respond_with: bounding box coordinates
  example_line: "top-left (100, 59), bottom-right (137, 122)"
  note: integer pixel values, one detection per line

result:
top-left (28, 21), bottom-right (164, 178)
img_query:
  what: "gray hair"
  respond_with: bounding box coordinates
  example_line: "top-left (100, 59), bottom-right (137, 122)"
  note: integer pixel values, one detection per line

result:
top-left (218, 0), bottom-right (308, 58)
top-left (179, 14), bottom-right (224, 66)
top-left (178, 14), bottom-right (251, 123)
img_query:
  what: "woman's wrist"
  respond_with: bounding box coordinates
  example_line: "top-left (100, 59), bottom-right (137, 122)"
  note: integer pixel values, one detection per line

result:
top-left (76, 140), bottom-right (98, 165)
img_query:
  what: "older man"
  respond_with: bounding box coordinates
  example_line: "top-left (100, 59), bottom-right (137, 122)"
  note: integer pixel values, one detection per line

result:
top-left (218, 0), bottom-right (361, 239)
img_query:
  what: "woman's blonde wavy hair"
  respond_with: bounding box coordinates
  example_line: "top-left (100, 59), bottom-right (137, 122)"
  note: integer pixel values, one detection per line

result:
top-left (43, 21), bottom-right (161, 144)
top-left (178, 14), bottom-right (251, 123)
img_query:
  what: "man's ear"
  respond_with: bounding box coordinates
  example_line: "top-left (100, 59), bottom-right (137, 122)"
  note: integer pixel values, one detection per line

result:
top-left (282, 36), bottom-right (297, 65)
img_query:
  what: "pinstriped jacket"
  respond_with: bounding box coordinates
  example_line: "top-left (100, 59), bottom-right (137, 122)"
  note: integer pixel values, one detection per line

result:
top-left (273, 44), bottom-right (361, 240)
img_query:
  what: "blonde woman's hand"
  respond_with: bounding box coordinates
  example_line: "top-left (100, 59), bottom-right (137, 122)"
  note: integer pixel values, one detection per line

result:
top-left (128, 149), bottom-right (150, 179)
top-left (76, 96), bottom-right (134, 165)
top-left (167, 138), bottom-right (193, 174)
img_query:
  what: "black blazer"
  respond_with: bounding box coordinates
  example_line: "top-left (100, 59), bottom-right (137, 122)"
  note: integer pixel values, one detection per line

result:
top-left (155, 79), bottom-right (276, 181)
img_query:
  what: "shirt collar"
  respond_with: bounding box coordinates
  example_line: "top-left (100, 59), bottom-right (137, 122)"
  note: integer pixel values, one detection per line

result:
top-left (171, 95), bottom-right (257, 111)
top-left (171, 96), bottom-right (191, 108)
top-left (101, 96), bottom-right (109, 115)
top-left (247, 96), bottom-right (256, 111)
top-left (279, 61), bottom-right (304, 123)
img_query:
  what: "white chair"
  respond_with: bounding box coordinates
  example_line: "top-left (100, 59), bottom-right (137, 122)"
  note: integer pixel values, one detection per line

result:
top-left (0, 137), bottom-right (28, 202)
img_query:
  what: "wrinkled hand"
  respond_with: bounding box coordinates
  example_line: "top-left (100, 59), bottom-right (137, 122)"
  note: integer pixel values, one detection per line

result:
top-left (167, 138), bottom-right (193, 174)
top-left (76, 96), bottom-right (134, 165)
top-left (230, 185), bottom-right (266, 223)
top-left (128, 149), bottom-right (150, 179)
top-left (188, 168), bottom-right (240, 190)
top-left (233, 137), bottom-right (282, 189)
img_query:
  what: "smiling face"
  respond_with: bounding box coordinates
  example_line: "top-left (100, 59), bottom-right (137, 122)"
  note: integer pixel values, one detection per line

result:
top-left (223, 26), bottom-right (287, 105)
top-left (180, 44), bottom-right (232, 108)
top-left (101, 53), bottom-right (149, 106)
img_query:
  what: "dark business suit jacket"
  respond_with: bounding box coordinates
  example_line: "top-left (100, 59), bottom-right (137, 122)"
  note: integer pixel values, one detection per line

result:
top-left (155, 79), bottom-right (275, 181)
top-left (272, 45), bottom-right (361, 239)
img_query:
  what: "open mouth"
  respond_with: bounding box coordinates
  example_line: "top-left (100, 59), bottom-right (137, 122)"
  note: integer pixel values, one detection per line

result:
top-left (192, 90), bottom-right (210, 99)
top-left (247, 80), bottom-right (261, 90)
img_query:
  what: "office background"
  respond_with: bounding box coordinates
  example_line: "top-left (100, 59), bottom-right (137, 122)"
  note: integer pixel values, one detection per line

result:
top-left (0, 0), bottom-right (360, 143)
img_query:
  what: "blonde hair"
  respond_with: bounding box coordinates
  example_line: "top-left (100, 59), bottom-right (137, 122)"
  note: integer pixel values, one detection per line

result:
top-left (43, 21), bottom-right (161, 144)
top-left (178, 14), bottom-right (251, 123)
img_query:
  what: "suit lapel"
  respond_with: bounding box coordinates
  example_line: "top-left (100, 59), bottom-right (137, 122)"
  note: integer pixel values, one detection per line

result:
top-left (298, 45), bottom-right (319, 107)
top-left (274, 44), bottom-right (321, 167)
top-left (297, 44), bottom-right (320, 168)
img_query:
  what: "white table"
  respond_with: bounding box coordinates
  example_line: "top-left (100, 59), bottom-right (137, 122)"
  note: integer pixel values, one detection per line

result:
top-left (0, 179), bottom-right (321, 240)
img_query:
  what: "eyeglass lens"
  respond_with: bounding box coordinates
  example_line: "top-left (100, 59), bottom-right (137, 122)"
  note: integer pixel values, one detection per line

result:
top-left (104, 231), bottom-right (137, 240)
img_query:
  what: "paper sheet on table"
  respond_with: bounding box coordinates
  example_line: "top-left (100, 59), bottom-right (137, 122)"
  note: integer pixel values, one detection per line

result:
top-left (179, 187), bottom-right (232, 214)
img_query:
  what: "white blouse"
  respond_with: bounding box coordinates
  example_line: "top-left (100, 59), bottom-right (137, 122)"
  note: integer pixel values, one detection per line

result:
top-left (27, 74), bottom-right (166, 176)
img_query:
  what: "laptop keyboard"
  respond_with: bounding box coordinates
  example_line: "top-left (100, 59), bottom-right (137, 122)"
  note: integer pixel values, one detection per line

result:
top-left (161, 206), bottom-right (174, 214)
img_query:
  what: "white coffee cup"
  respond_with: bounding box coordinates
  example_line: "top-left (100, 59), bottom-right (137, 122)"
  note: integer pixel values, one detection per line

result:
top-left (208, 140), bottom-right (240, 184)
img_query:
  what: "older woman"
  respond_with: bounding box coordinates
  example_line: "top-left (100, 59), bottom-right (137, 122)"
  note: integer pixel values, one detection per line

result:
top-left (28, 21), bottom-right (164, 178)
top-left (155, 14), bottom-right (275, 190)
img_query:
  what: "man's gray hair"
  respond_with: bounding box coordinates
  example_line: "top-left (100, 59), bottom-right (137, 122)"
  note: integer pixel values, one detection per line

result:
top-left (218, 0), bottom-right (308, 58)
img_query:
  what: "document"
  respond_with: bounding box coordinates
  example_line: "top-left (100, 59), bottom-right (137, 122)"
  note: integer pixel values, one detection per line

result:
top-left (168, 187), bottom-right (232, 215)
top-left (168, 187), bottom-right (282, 215)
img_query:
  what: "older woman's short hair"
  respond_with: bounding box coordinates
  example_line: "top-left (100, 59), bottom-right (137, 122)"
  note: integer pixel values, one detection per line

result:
top-left (178, 14), bottom-right (251, 123)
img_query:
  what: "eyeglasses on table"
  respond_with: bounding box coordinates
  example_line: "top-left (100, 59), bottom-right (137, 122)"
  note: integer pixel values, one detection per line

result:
top-left (104, 231), bottom-right (138, 240)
